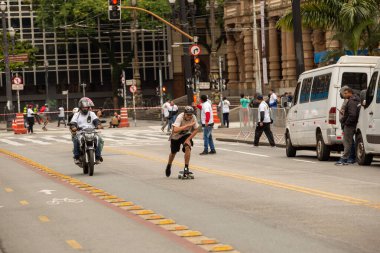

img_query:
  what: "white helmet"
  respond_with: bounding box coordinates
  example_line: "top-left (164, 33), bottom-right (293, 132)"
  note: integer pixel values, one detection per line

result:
top-left (72, 107), bottom-right (79, 114)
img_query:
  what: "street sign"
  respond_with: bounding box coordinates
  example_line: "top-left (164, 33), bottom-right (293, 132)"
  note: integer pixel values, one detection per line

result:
top-left (199, 82), bottom-right (210, 90)
top-left (130, 85), bottom-right (137, 93)
top-left (62, 90), bottom-right (68, 95)
top-left (12, 84), bottom-right (23, 90)
top-left (126, 79), bottom-right (136, 86)
top-left (190, 45), bottom-right (201, 56)
top-left (9, 54), bottom-right (29, 63)
top-left (12, 76), bottom-right (22, 85)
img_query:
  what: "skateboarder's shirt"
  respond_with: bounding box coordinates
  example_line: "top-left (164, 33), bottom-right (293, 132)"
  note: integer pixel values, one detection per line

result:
top-left (170, 113), bottom-right (198, 140)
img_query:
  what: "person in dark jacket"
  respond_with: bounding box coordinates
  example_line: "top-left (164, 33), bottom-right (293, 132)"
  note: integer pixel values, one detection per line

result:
top-left (336, 87), bottom-right (360, 165)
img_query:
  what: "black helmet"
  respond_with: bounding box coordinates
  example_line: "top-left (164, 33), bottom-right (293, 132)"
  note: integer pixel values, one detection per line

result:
top-left (78, 97), bottom-right (94, 108)
top-left (184, 106), bottom-right (194, 115)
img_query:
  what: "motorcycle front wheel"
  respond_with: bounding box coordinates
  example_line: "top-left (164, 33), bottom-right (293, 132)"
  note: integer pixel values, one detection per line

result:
top-left (87, 149), bottom-right (95, 176)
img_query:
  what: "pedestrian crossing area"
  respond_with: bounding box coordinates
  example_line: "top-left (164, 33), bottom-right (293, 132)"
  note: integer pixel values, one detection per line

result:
top-left (0, 130), bottom-right (171, 147)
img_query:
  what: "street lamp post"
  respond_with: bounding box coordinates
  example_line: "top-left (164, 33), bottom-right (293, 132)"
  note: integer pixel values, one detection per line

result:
top-left (9, 27), bottom-right (19, 113)
top-left (81, 82), bottom-right (86, 97)
top-left (169, 0), bottom-right (194, 106)
top-left (206, 0), bottom-right (218, 80)
top-left (44, 60), bottom-right (49, 104)
top-left (1, 1), bottom-right (13, 130)
top-left (131, 0), bottom-right (141, 105)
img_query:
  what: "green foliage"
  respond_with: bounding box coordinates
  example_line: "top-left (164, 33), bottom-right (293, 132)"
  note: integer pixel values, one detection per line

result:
top-left (276, 0), bottom-right (380, 58)
top-left (135, 0), bottom-right (171, 29)
top-left (0, 35), bottom-right (38, 72)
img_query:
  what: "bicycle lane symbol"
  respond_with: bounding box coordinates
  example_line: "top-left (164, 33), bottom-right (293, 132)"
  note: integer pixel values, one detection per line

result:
top-left (46, 198), bottom-right (84, 205)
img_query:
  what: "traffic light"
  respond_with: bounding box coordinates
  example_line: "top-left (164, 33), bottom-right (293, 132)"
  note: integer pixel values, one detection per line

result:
top-left (162, 86), bottom-right (166, 93)
top-left (108, 0), bottom-right (121, 21)
top-left (117, 88), bottom-right (123, 97)
top-left (194, 57), bottom-right (201, 77)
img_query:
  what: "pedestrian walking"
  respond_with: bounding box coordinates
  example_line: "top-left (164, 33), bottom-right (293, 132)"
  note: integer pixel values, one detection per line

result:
top-left (218, 97), bottom-right (230, 128)
top-left (26, 105), bottom-right (35, 134)
top-left (336, 87), bottom-right (360, 165)
top-left (34, 104), bottom-right (42, 124)
top-left (253, 95), bottom-right (275, 147)
top-left (165, 106), bottom-right (199, 178)
top-left (197, 95), bottom-right (216, 155)
top-left (168, 101), bottom-right (179, 131)
top-left (161, 99), bottom-right (171, 133)
top-left (57, 106), bottom-right (66, 127)
top-left (40, 104), bottom-right (49, 131)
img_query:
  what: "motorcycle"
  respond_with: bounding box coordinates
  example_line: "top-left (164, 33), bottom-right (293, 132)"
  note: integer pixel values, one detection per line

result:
top-left (76, 128), bottom-right (100, 176)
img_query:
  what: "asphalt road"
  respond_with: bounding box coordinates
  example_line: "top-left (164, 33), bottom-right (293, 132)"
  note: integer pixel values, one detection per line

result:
top-left (1, 126), bottom-right (380, 253)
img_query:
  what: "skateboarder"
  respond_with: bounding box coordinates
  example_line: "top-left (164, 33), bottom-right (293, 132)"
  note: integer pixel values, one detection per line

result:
top-left (165, 106), bottom-right (199, 178)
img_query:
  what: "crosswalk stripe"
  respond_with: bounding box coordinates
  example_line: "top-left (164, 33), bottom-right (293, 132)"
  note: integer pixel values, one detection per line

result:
top-left (11, 137), bottom-right (50, 145)
top-left (0, 139), bottom-right (25, 146)
top-left (40, 136), bottom-right (72, 144)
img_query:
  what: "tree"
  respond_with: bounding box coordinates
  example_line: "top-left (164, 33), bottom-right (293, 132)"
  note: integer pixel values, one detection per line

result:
top-left (33, 0), bottom-right (171, 108)
top-left (277, 0), bottom-right (380, 60)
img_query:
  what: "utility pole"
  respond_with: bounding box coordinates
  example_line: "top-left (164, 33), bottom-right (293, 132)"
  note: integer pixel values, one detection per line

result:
top-left (179, 0), bottom-right (193, 105)
top-left (209, 0), bottom-right (218, 79)
top-left (252, 0), bottom-right (262, 95)
top-left (292, 0), bottom-right (305, 78)
top-left (131, 0), bottom-right (141, 104)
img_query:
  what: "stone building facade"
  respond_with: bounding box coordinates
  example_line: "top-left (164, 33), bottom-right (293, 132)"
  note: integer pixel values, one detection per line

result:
top-left (224, 0), bottom-right (340, 96)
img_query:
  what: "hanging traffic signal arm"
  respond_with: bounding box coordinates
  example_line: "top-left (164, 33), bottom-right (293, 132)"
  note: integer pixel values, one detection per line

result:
top-left (120, 6), bottom-right (194, 41)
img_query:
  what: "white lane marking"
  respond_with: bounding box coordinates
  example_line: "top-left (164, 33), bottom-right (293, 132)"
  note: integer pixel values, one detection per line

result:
top-left (38, 190), bottom-right (56, 195)
top-left (40, 136), bottom-right (72, 144)
top-left (46, 198), bottom-right (83, 205)
top-left (0, 206), bottom-right (3, 208)
top-left (217, 148), bottom-right (270, 157)
top-left (11, 137), bottom-right (50, 145)
top-left (0, 139), bottom-right (25, 146)
top-left (293, 159), bottom-right (316, 164)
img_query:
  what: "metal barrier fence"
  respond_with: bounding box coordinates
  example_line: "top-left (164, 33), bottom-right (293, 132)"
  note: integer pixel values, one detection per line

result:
top-left (236, 108), bottom-right (287, 145)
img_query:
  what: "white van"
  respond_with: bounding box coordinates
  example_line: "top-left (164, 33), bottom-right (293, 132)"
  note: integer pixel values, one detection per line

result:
top-left (285, 56), bottom-right (380, 161)
top-left (356, 60), bottom-right (380, 165)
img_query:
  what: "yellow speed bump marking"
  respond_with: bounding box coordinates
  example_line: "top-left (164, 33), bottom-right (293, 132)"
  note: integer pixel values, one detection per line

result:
top-left (210, 245), bottom-right (234, 252)
top-left (179, 231), bottom-right (202, 237)
top-left (105, 147), bottom-right (380, 211)
top-left (200, 239), bottom-right (218, 245)
top-left (100, 195), bottom-right (118, 200)
top-left (66, 240), bottom-right (82, 250)
top-left (157, 219), bottom-right (175, 225)
top-left (116, 202), bottom-right (134, 207)
top-left (145, 215), bottom-right (164, 220)
top-left (89, 189), bottom-right (105, 193)
top-left (4, 188), bottom-right (13, 192)
top-left (39, 215), bottom-right (50, 223)
top-left (136, 210), bottom-right (154, 215)
top-left (107, 199), bottom-right (126, 203)
top-left (20, 200), bottom-right (29, 206)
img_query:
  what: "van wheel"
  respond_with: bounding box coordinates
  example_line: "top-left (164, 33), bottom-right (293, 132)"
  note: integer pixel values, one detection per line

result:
top-left (356, 134), bottom-right (373, 166)
top-left (316, 133), bottom-right (330, 161)
top-left (286, 133), bottom-right (297, 157)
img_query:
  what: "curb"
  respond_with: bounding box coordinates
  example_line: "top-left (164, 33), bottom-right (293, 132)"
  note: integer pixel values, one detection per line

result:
top-left (216, 138), bottom-right (286, 148)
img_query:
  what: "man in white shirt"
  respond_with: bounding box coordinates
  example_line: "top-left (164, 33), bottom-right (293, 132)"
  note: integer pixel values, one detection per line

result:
top-left (197, 95), bottom-right (216, 155)
top-left (253, 95), bottom-right (275, 147)
top-left (168, 101), bottom-right (179, 130)
top-left (165, 106), bottom-right (199, 177)
top-left (57, 106), bottom-right (66, 127)
top-left (269, 89), bottom-right (278, 108)
top-left (218, 97), bottom-right (230, 128)
top-left (70, 97), bottom-right (104, 164)
top-left (161, 99), bottom-right (171, 133)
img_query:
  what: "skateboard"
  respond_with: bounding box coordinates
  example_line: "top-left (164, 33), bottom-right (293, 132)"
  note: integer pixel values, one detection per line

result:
top-left (178, 169), bottom-right (194, 180)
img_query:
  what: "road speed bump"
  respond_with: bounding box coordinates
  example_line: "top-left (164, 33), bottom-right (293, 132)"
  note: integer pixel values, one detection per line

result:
top-left (200, 239), bottom-right (218, 245)
top-left (179, 231), bottom-right (202, 237)
top-left (116, 202), bottom-right (134, 207)
top-left (157, 219), bottom-right (175, 225)
top-left (107, 199), bottom-right (126, 203)
top-left (135, 210), bottom-right (154, 215)
top-left (4, 188), bottom-right (13, 192)
top-left (100, 195), bottom-right (118, 200)
top-left (19, 200), bottom-right (29, 206)
top-left (125, 205), bottom-right (143, 211)
top-left (210, 245), bottom-right (234, 252)
top-left (144, 215), bottom-right (164, 220)
top-left (89, 189), bottom-right (105, 193)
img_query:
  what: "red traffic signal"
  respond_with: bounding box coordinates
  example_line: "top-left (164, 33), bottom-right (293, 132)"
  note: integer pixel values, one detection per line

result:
top-left (194, 57), bottom-right (200, 64)
top-left (110, 0), bottom-right (120, 5)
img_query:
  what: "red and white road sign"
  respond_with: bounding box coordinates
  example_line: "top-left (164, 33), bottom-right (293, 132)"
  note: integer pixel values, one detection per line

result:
top-left (190, 45), bottom-right (201, 56)
top-left (129, 85), bottom-right (137, 93)
top-left (12, 76), bottom-right (22, 85)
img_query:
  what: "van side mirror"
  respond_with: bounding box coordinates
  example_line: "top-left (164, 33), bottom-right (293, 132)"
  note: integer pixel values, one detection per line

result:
top-left (360, 90), bottom-right (367, 107)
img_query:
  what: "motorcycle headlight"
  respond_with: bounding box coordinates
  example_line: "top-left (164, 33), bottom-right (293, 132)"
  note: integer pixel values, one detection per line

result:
top-left (84, 133), bottom-right (95, 140)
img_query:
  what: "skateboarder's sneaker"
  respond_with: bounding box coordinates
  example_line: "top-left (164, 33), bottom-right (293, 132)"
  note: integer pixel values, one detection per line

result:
top-left (165, 164), bottom-right (172, 177)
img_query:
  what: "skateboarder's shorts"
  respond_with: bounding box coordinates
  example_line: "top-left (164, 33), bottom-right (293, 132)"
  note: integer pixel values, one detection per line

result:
top-left (171, 134), bottom-right (193, 154)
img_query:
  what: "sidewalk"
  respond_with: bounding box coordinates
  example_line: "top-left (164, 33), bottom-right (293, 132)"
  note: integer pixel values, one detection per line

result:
top-left (213, 125), bottom-right (286, 148)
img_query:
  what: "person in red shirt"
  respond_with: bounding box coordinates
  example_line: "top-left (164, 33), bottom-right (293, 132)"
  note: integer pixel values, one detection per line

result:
top-left (196, 95), bottom-right (216, 155)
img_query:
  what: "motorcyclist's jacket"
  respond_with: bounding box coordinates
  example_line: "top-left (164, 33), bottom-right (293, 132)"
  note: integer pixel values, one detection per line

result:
top-left (70, 111), bottom-right (100, 130)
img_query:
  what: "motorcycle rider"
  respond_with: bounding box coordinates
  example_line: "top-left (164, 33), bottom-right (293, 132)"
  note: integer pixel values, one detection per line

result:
top-left (70, 97), bottom-right (103, 164)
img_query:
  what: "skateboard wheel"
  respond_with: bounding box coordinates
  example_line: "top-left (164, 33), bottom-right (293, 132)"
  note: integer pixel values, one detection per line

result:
top-left (178, 175), bottom-right (182, 179)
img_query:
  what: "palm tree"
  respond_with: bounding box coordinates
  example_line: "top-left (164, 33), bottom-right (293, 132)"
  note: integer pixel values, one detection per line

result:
top-left (277, 0), bottom-right (380, 58)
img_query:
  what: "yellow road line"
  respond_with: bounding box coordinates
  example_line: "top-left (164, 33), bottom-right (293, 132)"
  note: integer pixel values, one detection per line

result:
top-left (0, 148), bottom-right (239, 253)
top-left (4, 187), bottom-right (13, 192)
top-left (19, 200), bottom-right (29, 206)
top-left (104, 147), bottom-right (380, 211)
top-left (66, 240), bottom-right (82, 250)
top-left (38, 215), bottom-right (50, 223)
